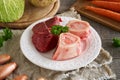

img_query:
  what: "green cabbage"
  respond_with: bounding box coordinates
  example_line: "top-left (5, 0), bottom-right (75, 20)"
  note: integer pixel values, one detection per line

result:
top-left (0, 0), bottom-right (25, 22)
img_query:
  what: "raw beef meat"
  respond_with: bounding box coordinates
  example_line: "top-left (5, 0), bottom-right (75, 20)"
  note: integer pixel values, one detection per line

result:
top-left (32, 33), bottom-right (58, 52)
top-left (52, 33), bottom-right (81, 60)
top-left (66, 20), bottom-right (90, 40)
top-left (45, 16), bottom-right (62, 28)
top-left (32, 16), bottom-right (61, 52)
top-left (32, 22), bottom-right (49, 34)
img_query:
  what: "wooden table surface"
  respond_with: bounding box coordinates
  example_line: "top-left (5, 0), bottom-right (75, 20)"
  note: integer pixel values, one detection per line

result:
top-left (59, 0), bottom-right (120, 79)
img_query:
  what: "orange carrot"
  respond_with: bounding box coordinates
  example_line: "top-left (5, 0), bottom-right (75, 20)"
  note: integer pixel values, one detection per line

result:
top-left (91, 0), bottom-right (120, 2)
top-left (92, 1), bottom-right (120, 12)
top-left (85, 6), bottom-right (120, 22)
top-left (105, 0), bottom-right (120, 2)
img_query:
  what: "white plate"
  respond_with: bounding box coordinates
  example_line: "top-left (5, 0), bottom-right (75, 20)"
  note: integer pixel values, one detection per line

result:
top-left (20, 16), bottom-right (101, 71)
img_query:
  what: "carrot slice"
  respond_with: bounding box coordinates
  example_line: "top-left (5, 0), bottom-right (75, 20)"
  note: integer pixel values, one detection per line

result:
top-left (92, 1), bottom-right (120, 12)
top-left (85, 6), bottom-right (120, 22)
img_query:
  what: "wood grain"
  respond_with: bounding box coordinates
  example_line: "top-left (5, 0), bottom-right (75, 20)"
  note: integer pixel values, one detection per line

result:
top-left (0, 0), bottom-right (60, 29)
top-left (72, 0), bottom-right (120, 32)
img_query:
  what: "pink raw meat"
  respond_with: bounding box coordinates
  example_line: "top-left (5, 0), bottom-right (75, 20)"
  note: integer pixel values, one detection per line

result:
top-left (52, 33), bottom-right (81, 60)
top-left (66, 20), bottom-right (90, 40)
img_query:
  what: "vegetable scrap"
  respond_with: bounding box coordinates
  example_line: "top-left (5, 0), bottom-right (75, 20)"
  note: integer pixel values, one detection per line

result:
top-left (0, 27), bottom-right (13, 47)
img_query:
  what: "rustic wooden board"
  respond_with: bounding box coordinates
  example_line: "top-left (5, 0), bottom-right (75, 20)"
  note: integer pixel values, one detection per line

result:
top-left (0, 0), bottom-right (60, 29)
top-left (72, 0), bottom-right (120, 32)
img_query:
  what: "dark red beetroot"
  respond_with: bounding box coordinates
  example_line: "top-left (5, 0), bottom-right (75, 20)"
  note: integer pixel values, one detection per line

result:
top-left (32, 16), bottom-right (61, 52)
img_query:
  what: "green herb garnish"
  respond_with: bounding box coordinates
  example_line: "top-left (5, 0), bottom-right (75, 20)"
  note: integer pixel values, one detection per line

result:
top-left (112, 37), bottom-right (120, 47)
top-left (0, 27), bottom-right (13, 47)
top-left (51, 25), bottom-right (69, 35)
top-left (0, 37), bottom-right (4, 47)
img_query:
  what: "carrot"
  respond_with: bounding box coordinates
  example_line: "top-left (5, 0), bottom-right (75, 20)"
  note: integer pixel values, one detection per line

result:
top-left (85, 6), bottom-right (120, 22)
top-left (105, 0), bottom-right (120, 2)
top-left (91, 0), bottom-right (120, 2)
top-left (91, 1), bottom-right (120, 12)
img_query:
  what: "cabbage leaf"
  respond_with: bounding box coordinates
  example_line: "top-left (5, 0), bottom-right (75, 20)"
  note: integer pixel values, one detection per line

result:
top-left (0, 0), bottom-right (25, 22)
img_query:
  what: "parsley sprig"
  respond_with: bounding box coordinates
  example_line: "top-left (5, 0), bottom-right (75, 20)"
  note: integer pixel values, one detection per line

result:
top-left (51, 25), bottom-right (69, 35)
top-left (112, 37), bottom-right (120, 47)
top-left (0, 27), bottom-right (13, 47)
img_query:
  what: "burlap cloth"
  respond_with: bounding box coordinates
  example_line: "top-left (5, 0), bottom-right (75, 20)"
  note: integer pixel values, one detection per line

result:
top-left (0, 8), bottom-right (116, 80)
